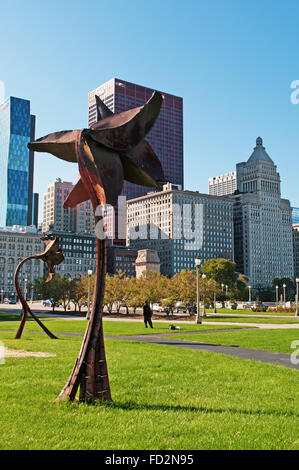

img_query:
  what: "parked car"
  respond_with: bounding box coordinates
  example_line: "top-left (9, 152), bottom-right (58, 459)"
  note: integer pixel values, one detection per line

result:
top-left (251, 301), bottom-right (267, 312)
top-left (175, 305), bottom-right (187, 313)
top-left (3, 298), bottom-right (16, 304)
top-left (152, 303), bottom-right (163, 313)
top-left (42, 299), bottom-right (60, 307)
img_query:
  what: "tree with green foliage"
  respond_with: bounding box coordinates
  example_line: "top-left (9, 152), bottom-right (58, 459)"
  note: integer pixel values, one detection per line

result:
top-left (201, 258), bottom-right (238, 286)
top-left (33, 275), bottom-right (70, 312)
top-left (126, 277), bottom-right (144, 314)
top-left (138, 270), bottom-right (167, 306)
top-left (172, 269), bottom-right (197, 308)
top-left (272, 278), bottom-right (295, 301)
top-left (69, 277), bottom-right (88, 312)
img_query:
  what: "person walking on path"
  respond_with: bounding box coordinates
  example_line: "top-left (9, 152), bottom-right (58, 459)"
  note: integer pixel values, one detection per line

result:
top-left (143, 301), bottom-right (153, 328)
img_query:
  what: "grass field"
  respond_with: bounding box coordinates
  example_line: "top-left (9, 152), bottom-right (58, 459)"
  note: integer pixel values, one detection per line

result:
top-left (0, 327), bottom-right (298, 450)
top-left (0, 319), bottom-right (251, 336)
top-left (204, 308), bottom-right (298, 316)
top-left (203, 316), bottom-right (299, 324)
top-left (163, 329), bottom-right (299, 354)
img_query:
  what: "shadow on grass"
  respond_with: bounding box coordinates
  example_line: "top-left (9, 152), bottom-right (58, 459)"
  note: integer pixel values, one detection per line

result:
top-left (77, 400), bottom-right (299, 418)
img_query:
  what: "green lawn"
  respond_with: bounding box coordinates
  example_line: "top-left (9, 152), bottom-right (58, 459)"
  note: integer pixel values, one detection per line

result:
top-left (203, 316), bottom-right (299, 324)
top-left (163, 329), bottom-right (299, 354)
top-left (205, 308), bottom-right (298, 316)
top-left (0, 314), bottom-right (22, 322)
top-left (0, 330), bottom-right (298, 450)
top-left (0, 318), bottom-right (248, 335)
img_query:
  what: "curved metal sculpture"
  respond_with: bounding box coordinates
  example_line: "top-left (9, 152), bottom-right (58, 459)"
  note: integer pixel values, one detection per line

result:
top-left (15, 236), bottom-right (64, 339)
top-left (28, 92), bottom-right (164, 402)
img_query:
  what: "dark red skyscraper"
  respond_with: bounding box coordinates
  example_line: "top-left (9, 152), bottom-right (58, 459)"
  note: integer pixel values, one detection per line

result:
top-left (88, 78), bottom-right (184, 200)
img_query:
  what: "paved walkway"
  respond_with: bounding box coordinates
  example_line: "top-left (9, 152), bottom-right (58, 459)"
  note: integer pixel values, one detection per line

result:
top-left (3, 327), bottom-right (297, 371)
top-left (106, 333), bottom-right (299, 371)
top-left (2, 316), bottom-right (299, 329)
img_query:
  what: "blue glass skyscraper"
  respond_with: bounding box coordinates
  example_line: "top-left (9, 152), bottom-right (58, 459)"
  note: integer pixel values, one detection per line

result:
top-left (292, 207), bottom-right (299, 225)
top-left (0, 96), bottom-right (35, 227)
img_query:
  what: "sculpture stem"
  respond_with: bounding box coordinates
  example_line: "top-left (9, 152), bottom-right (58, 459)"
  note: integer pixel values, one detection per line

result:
top-left (56, 233), bottom-right (112, 402)
top-left (14, 256), bottom-right (58, 340)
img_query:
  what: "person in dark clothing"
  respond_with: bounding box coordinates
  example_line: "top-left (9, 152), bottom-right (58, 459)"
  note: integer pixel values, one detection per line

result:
top-left (143, 301), bottom-right (153, 328)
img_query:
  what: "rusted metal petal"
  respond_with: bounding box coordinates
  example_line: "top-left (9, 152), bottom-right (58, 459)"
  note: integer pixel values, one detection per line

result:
top-left (64, 178), bottom-right (90, 208)
top-left (121, 139), bottom-right (164, 186)
top-left (95, 95), bottom-right (114, 121)
top-left (86, 138), bottom-right (124, 206)
top-left (88, 92), bottom-right (163, 152)
top-left (40, 237), bottom-right (60, 256)
top-left (40, 236), bottom-right (65, 283)
top-left (28, 130), bottom-right (79, 162)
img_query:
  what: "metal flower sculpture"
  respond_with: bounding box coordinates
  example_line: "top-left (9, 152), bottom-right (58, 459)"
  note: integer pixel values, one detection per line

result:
top-left (28, 92), bottom-right (164, 402)
top-left (15, 236), bottom-right (64, 340)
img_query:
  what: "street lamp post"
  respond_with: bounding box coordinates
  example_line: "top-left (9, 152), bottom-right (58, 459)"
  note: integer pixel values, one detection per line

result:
top-left (0, 289), bottom-right (3, 304)
top-left (86, 269), bottom-right (93, 320)
top-left (225, 284), bottom-right (228, 307)
top-left (276, 285), bottom-right (279, 307)
top-left (24, 278), bottom-right (28, 302)
top-left (248, 285), bottom-right (252, 303)
top-left (202, 274), bottom-right (207, 317)
top-left (283, 283), bottom-right (286, 308)
top-left (195, 259), bottom-right (201, 324)
top-left (221, 283), bottom-right (225, 308)
top-left (296, 278), bottom-right (299, 317)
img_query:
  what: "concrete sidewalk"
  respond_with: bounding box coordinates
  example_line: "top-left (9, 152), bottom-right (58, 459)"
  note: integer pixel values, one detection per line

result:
top-left (107, 333), bottom-right (299, 371)
top-left (2, 326), bottom-right (297, 371)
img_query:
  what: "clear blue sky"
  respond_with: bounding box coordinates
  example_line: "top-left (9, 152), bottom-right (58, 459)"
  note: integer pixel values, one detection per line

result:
top-left (1, 0), bottom-right (299, 220)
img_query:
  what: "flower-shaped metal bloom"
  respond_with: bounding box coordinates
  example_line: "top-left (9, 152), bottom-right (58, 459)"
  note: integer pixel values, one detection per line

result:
top-left (28, 92), bottom-right (165, 208)
top-left (40, 236), bottom-right (65, 282)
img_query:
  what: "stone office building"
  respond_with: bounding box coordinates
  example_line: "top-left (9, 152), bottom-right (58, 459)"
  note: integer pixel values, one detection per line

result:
top-left (45, 230), bottom-right (96, 279)
top-left (127, 183), bottom-right (234, 277)
top-left (233, 138), bottom-right (293, 288)
top-left (0, 226), bottom-right (44, 298)
top-left (293, 224), bottom-right (299, 279)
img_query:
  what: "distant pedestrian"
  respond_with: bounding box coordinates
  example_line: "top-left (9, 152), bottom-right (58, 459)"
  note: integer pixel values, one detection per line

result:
top-left (143, 301), bottom-right (153, 328)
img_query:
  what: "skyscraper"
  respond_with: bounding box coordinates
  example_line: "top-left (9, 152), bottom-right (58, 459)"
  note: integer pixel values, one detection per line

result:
top-left (233, 137), bottom-right (294, 288)
top-left (127, 183), bottom-right (234, 277)
top-left (292, 224), bottom-right (299, 279)
top-left (0, 97), bottom-right (35, 227)
top-left (208, 171), bottom-right (237, 196)
top-left (42, 178), bottom-right (94, 234)
top-left (88, 78), bottom-right (184, 201)
top-left (292, 207), bottom-right (299, 224)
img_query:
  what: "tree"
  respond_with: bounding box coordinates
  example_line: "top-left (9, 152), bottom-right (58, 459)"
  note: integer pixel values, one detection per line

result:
top-left (173, 270), bottom-right (197, 307)
top-left (201, 259), bottom-right (251, 301)
top-left (162, 276), bottom-right (181, 314)
top-left (201, 259), bottom-right (238, 286)
top-left (126, 277), bottom-right (144, 314)
top-left (33, 276), bottom-right (63, 312)
top-left (69, 277), bottom-right (88, 312)
top-left (137, 270), bottom-right (167, 306)
top-left (272, 278), bottom-right (295, 301)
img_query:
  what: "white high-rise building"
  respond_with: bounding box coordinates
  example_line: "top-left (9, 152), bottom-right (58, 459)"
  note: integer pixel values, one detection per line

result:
top-left (208, 172), bottom-right (237, 196)
top-left (127, 183), bottom-right (234, 277)
top-left (233, 137), bottom-right (293, 289)
top-left (42, 179), bottom-right (94, 234)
